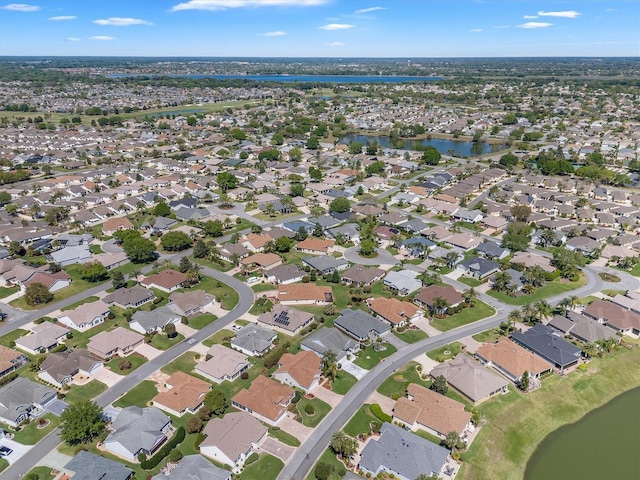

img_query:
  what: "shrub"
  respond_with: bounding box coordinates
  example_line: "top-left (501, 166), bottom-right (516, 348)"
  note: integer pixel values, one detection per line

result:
top-left (186, 416), bottom-right (203, 434)
top-left (370, 404), bottom-right (392, 423)
top-left (304, 403), bottom-right (315, 415)
top-left (137, 453), bottom-right (147, 462)
top-left (0, 372), bottom-right (18, 387)
top-left (194, 433), bottom-right (206, 448)
top-left (140, 426), bottom-right (185, 470)
top-left (118, 359), bottom-right (132, 371)
top-left (168, 449), bottom-right (183, 462)
top-left (314, 461), bottom-right (334, 480)
top-left (240, 371), bottom-right (249, 380)
top-left (245, 452), bottom-right (259, 465)
top-left (292, 391), bottom-right (301, 404)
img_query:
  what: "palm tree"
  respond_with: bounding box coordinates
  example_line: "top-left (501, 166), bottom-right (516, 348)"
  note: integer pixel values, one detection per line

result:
top-left (539, 229), bottom-right (556, 248)
top-left (522, 266), bottom-right (546, 288)
top-left (463, 287), bottom-right (475, 304)
top-left (557, 297), bottom-right (573, 317)
top-left (321, 350), bottom-right (339, 383)
top-left (521, 303), bottom-right (536, 325)
top-left (491, 270), bottom-right (511, 293)
top-left (444, 251), bottom-right (460, 269)
top-left (431, 296), bottom-right (450, 318)
top-left (507, 309), bottom-right (523, 334)
top-left (582, 342), bottom-right (599, 359)
top-left (568, 295), bottom-right (580, 312)
top-left (534, 300), bottom-right (552, 323)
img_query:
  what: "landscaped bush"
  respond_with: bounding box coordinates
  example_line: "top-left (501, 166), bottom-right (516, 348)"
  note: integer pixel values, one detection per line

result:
top-left (245, 452), bottom-right (259, 465)
top-left (291, 391), bottom-right (301, 404)
top-left (240, 371), bottom-right (249, 380)
top-left (140, 426), bottom-right (185, 470)
top-left (194, 433), bottom-right (206, 448)
top-left (169, 449), bottom-right (183, 462)
top-left (0, 372), bottom-right (18, 386)
top-left (304, 403), bottom-right (315, 415)
top-left (371, 404), bottom-right (392, 423)
top-left (314, 461), bottom-right (334, 480)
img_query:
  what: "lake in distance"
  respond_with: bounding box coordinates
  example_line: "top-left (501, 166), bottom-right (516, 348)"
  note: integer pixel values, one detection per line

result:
top-left (524, 387), bottom-right (640, 480)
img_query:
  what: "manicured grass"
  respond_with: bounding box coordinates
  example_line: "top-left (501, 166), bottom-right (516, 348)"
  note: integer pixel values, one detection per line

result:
top-left (0, 285), bottom-right (19, 299)
top-left (414, 428), bottom-right (444, 446)
top-left (195, 275), bottom-right (239, 310)
top-left (105, 352), bottom-right (147, 375)
top-left (429, 300), bottom-right (495, 331)
top-left (240, 453), bottom-right (284, 480)
top-left (314, 448), bottom-right (348, 480)
top-left (12, 414), bottom-right (59, 445)
top-left (460, 345), bottom-right (640, 480)
top-left (426, 342), bottom-right (465, 362)
top-left (203, 329), bottom-right (235, 347)
top-left (296, 397), bottom-right (332, 428)
top-left (344, 404), bottom-right (378, 437)
top-left (60, 296), bottom-right (100, 311)
top-left (0, 329), bottom-right (27, 348)
top-left (269, 427), bottom-right (301, 447)
top-left (188, 313), bottom-right (218, 329)
top-left (487, 274), bottom-right (587, 306)
top-left (330, 370), bottom-right (358, 395)
top-left (353, 343), bottom-right (397, 370)
top-left (377, 361), bottom-right (430, 399)
top-left (0, 458), bottom-right (8, 473)
top-left (249, 298), bottom-right (273, 316)
top-left (150, 332), bottom-right (185, 350)
top-left (457, 276), bottom-right (482, 287)
top-left (24, 466), bottom-right (56, 479)
top-left (89, 244), bottom-right (103, 254)
top-left (213, 359), bottom-right (264, 401)
top-left (393, 328), bottom-right (428, 344)
top-left (113, 379), bottom-right (157, 408)
top-left (472, 328), bottom-right (503, 343)
top-left (64, 380), bottom-right (108, 404)
top-left (162, 351), bottom-right (198, 375)
top-left (252, 283), bottom-right (276, 293)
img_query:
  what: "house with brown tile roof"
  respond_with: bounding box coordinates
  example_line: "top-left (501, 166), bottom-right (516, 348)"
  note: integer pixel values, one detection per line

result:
top-left (273, 351), bottom-right (322, 393)
top-left (367, 297), bottom-right (422, 327)
top-left (200, 411), bottom-right (268, 473)
top-left (0, 345), bottom-right (28, 379)
top-left (231, 375), bottom-right (295, 425)
top-left (153, 372), bottom-right (210, 417)
top-left (277, 283), bottom-right (333, 305)
top-left (56, 300), bottom-right (110, 332)
top-left (169, 289), bottom-right (214, 317)
top-left (444, 233), bottom-right (483, 250)
top-left (295, 237), bottom-right (335, 255)
top-left (257, 304), bottom-right (314, 334)
top-left (87, 326), bottom-right (144, 359)
top-left (194, 344), bottom-right (250, 384)
top-left (414, 285), bottom-right (464, 311)
top-left (393, 383), bottom-right (471, 438)
top-left (475, 337), bottom-right (553, 384)
top-left (141, 269), bottom-right (186, 293)
top-left (102, 217), bottom-right (134, 236)
top-left (510, 252), bottom-right (555, 273)
top-left (240, 252), bottom-right (282, 270)
top-left (241, 233), bottom-right (274, 252)
top-left (341, 265), bottom-right (385, 287)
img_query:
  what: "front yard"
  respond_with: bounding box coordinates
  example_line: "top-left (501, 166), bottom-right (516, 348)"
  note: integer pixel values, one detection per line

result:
top-left (295, 396), bottom-right (331, 428)
top-left (113, 379), bottom-right (157, 408)
top-left (487, 273), bottom-right (587, 306)
top-left (63, 380), bottom-right (108, 404)
top-left (330, 371), bottom-right (358, 395)
top-left (240, 453), bottom-right (284, 480)
top-left (393, 327), bottom-right (428, 344)
top-left (429, 300), bottom-right (495, 331)
top-left (105, 352), bottom-right (148, 375)
top-left (353, 343), bottom-right (397, 369)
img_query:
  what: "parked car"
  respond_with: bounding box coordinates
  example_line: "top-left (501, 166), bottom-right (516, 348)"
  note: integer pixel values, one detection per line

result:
top-left (0, 445), bottom-right (13, 456)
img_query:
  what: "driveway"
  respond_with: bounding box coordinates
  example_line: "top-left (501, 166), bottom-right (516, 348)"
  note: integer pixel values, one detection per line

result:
top-left (260, 437), bottom-right (295, 463)
top-left (279, 412), bottom-right (314, 443)
top-left (0, 438), bottom-right (31, 464)
top-left (366, 391), bottom-right (396, 416)
top-left (340, 359), bottom-right (368, 380)
top-left (343, 247), bottom-right (399, 267)
top-left (93, 368), bottom-right (124, 388)
top-left (38, 449), bottom-right (73, 471)
top-left (134, 343), bottom-right (163, 360)
top-left (310, 383), bottom-right (344, 408)
top-left (102, 239), bottom-right (124, 254)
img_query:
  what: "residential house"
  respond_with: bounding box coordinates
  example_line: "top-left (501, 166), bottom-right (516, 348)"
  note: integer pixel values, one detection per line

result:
top-left (341, 265), bottom-right (385, 287)
top-left (56, 300), bottom-right (110, 332)
top-left (0, 377), bottom-right (56, 428)
top-left (510, 252), bottom-right (555, 273)
top-left (0, 345), bottom-right (28, 379)
top-left (383, 269), bottom-right (422, 296)
top-left (511, 324), bottom-right (582, 372)
top-left (218, 243), bottom-right (250, 263)
top-left (475, 241), bottom-right (509, 260)
top-left (231, 324), bottom-right (277, 356)
top-left (151, 454), bottom-right (230, 480)
top-left (430, 354), bottom-right (509, 405)
top-left (141, 269), bottom-right (186, 293)
top-left (241, 253), bottom-right (282, 271)
top-left (63, 450), bottom-right (134, 480)
top-left (263, 264), bottom-right (304, 285)
top-left (334, 309), bottom-right (390, 342)
top-left (47, 245), bottom-right (92, 267)
top-left (475, 337), bottom-right (553, 384)
top-left (359, 423), bottom-right (450, 480)
top-left (413, 285), bottom-right (464, 312)
top-left (300, 327), bottom-right (360, 363)
top-left (273, 350), bottom-right (322, 393)
top-left (231, 375), bottom-right (295, 425)
top-left (302, 255), bottom-right (349, 274)
top-left (93, 251), bottom-right (129, 271)
top-left (367, 297), bottom-right (422, 327)
top-left (104, 406), bottom-right (172, 462)
top-left (130, 305), bottom-right (182, 334)
top-left (457, 257), bottom-right (501, 279)
top-left (256, 304), bottom-right (314, 335)
top-left (393, 383), bottom-right (472, 438)
top-left (15, 323), bottom-right (70, 355)
top-left (277, 283), bottom-right (333, 305)
top-left (583, 299), bottom-right (640, 336)
top-left (295, 238), bottom-right (335, 255)
top-left (241, 233), bottom-right (274, 253)
top-left (444, 233), bottom-right (483, 250)
top-left (87, 326), bottom-right (144, 359)
top-left (38, 349), bottom-right (103, 389)
top-left (103, 286), bottom-right (155, 309)
top-left (194, 344), bottom-right (250, 384)
top-left (548, 312), bottom-right (619, 344)
top-left (102, 217), bottom-right (134, 236)
top-left (152, 372), bottom-right (210, 417)
top-left (169, 290), bottom-right (214, 317)
top-left (200, 412), bottom-right (267, 473)
top-left (566, 236), bottom-right (600, 256)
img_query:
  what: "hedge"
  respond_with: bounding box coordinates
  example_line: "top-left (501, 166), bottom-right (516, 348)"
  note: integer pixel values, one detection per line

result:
top-left (245, 452), bottom-right (259, 465)
top-left (370, 404), bottom-right (392, 423)
top-left (0, 372), bottom-right (18, 387)
top-left (140, 426), bottom-right (185, 470)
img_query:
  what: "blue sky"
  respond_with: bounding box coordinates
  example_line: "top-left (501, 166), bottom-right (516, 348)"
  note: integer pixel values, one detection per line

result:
top-left (1, 1), bottom-right (638, 57)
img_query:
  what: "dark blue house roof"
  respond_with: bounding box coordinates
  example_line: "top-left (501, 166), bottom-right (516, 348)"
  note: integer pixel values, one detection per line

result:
top-left (511, 323), bottom-right (582, 369)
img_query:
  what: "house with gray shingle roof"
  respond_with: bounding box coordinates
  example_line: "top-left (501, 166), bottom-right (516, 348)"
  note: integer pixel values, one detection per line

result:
top-left (302, 255), bottom-right (349, 274)
top-left (231, 324), bottom-right (277, 357)
top-left (511, 324), bottom-right (582, 372)
top-left (64, 450), bottom-right (133, 480)
top-left (0, 377), bottom-right (57, 427)
top-left (334, 309), bottom-right (390, 342)
top-left (152, 454), bottom-right (230, 480)
top-left (130, 305), bottom-right (182, 335)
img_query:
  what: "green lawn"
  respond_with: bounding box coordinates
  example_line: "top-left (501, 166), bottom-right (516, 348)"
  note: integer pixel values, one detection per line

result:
top-left (195, 275), bottom-right (239, 310)
top-left (150, 332), bottom-right (185, 350)
top-left (413, 428), bottom-right (444, 446)
top-left (24, 466), bottom-right (56, 479)
top-left (60, 296), bottom-right (100, 311)
top-left (0, 285), bottom-right (19, 299)
top-left (269, 427), bottom-right (301, 447)
top-left (12, 414), bottom-right (59, 445)
top-left (249, 298), bottom-right (273, 316)
top-left (89, 244), bottom-right (103, 254)
top-left (63, 380), bottom-right (107, 404)
top-left (353, 343), bottom-right (397, 369)
top-left (0, 459), bottom-right (7, 474)
top-left (344, 404), bottom-right (378, 437)
top-left (487, 274), bottom-right (587, 305)
top-left (240, 453), bottom-right (284, 480)
top-left (296, 397), bottom-right (332, 428)
top-left (203, 329), bottom-right (235, 347)
top-left (457, 276), bottom-right (483, 287)
top-left (377, 361), bottom-right (431, 399)
top-left (252, 284), bottom-right (276, 293)
top-left (313, 448), bottom-right (347, 480)
top-left (113, 380), bottom-right (157, 408)
top-left (162, 351), bottom-right (198, 375)
top-left (330, 370), bottom-right (358, 395)
top-left (426, 342), bottom-right (465, 362)
top-left (188, 313), bottom-right (218, 329)
top-left (393, 328), bottom-right (428, 344)
top-left (429, 300), bottom-right (495, 331)
top-left (105, 352), bottom-right (147, 375)
top-left (472, 328), bottom-right (503, 343)
top-left (460, 344), bottom-right (640, 480)
top-left (0, 329), bottom-right (27, 348)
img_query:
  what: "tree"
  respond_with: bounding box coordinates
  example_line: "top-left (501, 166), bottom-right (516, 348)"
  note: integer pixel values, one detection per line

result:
top-left (520, 303), bottom-right (537, 325)
top-left (186, 416), bottom-right (203, 434)
top-left (421, 146), bottom-right (441, 165)
top-left (44, 206), bottom-right (70, 225)
top-left (557, 297), bottom-right (573, 316)
top-left (330, 431), bottom-right (358, 459)
top-left (184, 268), bottom-right (201, 288)
top-left (160, 231), bottom-right (192, 252)
top-left (491, 270), bottom-right (511, 293)
top-left (499, 153), bottom-right (519, 169)
top-left (216, 171), bottom-right (237, 192)
top-left (431, 375), bottom-right (448, 395)
top-left (444, 251), bottom-right (460, 269)
top-left (78, 261), bottom-right (109, 282)
top-left (314, 461), bottom-right (335, 480)
top-left (348, 141), bottom-right (363, 155)
top-left (204, 219), bottom-right (224, 237)
top-left (520, 371), bottom-right (530, 392)
top-left (321, 350), bottom-right (339, 383)
top-left (274, 236), bottom-right (293, 253)
top-left (111, 270), bottom-right (127, 290)
top-left (123, 235), bottom-right (156, 264)
top-left (506, 309), bottom-right (522, 334)
top-left (24, 282), bottom-right (53, 306)
top-left (5, 203), bottom-right (18, 216)
top-left (444, 431), bottom-right (462, 451)
top-left (431, 297), bottom-right (450, 317)
top-left (502, 221), bottom-right (532, 252)
top-left (154, 201), bottom-right (171, 217)
top-left (178, 256), bottom-right (193, 273)
top-left (522, 266), bottom-right (546, 288)
top-left (290, 182), bottom-right (305, 197)
top-left (60, 400), bottom-right (106, 445)
top-left (0, 191), bottom-right (11, 206)
top-left (534, 300), bottom-right (552, 323)
top-left (8, 240), bottom-right (25, 257)
top-left (204, 389), bottom-right (229, 416)
top-left (359, 238), bottom-right (377, 257)
top-left (312, 222), bottom-right (324, 238)
top-left (193, 239), bottom-right (209, 259)
top-left (306, 136), bottom-right (320, 150)
top-left (329, 196), bottom-right (350, 213)
top-left (582, 342), bottom-right (599, 359)
top-left (331, 270), bottom-right (341, 284)
top-left (539, 229), bottom-right (557, 248)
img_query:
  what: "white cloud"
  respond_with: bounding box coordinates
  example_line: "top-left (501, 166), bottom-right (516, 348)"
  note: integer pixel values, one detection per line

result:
top-left (49, 15), bottom-right (76, 21)
top-left (94, 17), bottom-right (153, 26)
top-left (470, 28), bottom-right (483, 33)
top-left (259, 30), bottom-right (286, 36)
top-left (319, 23), bottom-right (354, 30)
top-left (0, 3), bottom-right (39, 11)
top-left (523, 15), bottom-right (538, 19)
top-left (354, 6), bottom-right (386, 14)
top-left (493, 25), bottom-right (510, 29)
top-left (517, 22), bottom-right (553, 29)
top-left (538, 10), bottom-right (581, 18)
top-left (67, 37), bottom-right (81, 42)
top-left (327, 41), bottom-right (344, 46)
top-left (172, 0), bottom-right (327, 12)
top-left (90, 36), bottom-right (114, 41)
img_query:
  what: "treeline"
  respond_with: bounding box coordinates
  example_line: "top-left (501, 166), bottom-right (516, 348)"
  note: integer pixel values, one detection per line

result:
top-left (0, 170), bottom-right (30, 185)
